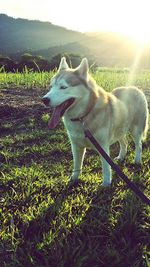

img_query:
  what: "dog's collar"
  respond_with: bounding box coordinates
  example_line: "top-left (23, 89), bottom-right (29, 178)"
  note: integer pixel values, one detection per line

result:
top-left (71, 90), bottom-right (97, 122)
top-left (71, 111), bottom-right (90, 122)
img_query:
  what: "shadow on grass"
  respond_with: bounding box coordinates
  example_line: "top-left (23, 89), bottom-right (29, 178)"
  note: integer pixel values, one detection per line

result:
top-left (11, 181), bottom-right (114, 267)
top-left (21, 175), bottom-right (150, 266)
top-left (109, 191), bottom-right (149, 267)
top-left (1, 171), bottom-right (149, 267)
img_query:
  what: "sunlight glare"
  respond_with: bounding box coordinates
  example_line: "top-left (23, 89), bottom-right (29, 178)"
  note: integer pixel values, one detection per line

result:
top-left (69, 0), bottom-right (150, 46)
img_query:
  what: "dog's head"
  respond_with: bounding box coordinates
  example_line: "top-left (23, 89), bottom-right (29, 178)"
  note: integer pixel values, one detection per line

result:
top-left (42, 57), bottom-right (93, 129)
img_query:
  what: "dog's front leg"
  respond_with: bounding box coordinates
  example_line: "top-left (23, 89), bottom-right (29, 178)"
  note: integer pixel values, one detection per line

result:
top-left (70, 143), bottom-right (86, 183)
top-left (101, 145), bottom-right (112, 187)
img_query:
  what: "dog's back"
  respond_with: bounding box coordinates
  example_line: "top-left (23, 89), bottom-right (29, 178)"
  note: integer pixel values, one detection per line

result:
top-left (112, 86), bottom-right (149, 140)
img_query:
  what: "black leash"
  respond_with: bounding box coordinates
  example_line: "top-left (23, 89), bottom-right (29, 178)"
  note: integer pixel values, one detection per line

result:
top-left (84, 127), bottom-right (150, 206)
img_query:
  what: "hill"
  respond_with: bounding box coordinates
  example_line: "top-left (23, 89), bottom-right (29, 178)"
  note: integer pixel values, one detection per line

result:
top-left (33, 33), bottom-right (150, 68)
top-left (0, 14), bottom-right (84, 54)
top-left (0, 14), bottom-right (150, 68)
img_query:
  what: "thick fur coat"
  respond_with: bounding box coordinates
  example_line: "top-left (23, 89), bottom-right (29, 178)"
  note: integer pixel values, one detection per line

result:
top-left (42, 58), bottom-right (149, 186)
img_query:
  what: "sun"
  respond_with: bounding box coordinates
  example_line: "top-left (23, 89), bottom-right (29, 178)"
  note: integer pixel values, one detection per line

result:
top-left (108, 0), bottom-right (150, 46)
top-left (118, 1), bottom-right (150, 46)
top-left (77, 0), bottom-right (150, 46)
top-left (124, 26), bottom-right (150, 46)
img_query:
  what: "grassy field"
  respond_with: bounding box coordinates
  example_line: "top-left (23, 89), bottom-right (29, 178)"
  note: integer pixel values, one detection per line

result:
top-left (0, 69), bottom-right (150, 267)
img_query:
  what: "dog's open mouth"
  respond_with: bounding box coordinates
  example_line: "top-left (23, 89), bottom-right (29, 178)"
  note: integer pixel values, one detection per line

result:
top-left (48, 98), bottom-right (75, 129)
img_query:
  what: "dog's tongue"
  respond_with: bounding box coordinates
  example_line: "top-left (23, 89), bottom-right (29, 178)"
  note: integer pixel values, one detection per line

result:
top-left (48, 106), bottom-right (63, 129)
top-left (48, 102), bottom-right (67, 129)
top-left (48, 99), bottom-right (74, 129)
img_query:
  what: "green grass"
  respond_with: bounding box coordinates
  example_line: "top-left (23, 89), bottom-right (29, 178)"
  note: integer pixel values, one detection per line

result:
top-left (0, 69), bottom-right (150, 267)
top-left (0, 68), bottom-right (150, 90)
top-left (0, 68), bottom-right (55, 89)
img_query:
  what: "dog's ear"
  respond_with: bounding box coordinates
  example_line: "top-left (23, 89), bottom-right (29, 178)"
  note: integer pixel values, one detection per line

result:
top-left (75, 58), bottom-right (89, 80)
top-left (58, 57), bottom-right (69, 71)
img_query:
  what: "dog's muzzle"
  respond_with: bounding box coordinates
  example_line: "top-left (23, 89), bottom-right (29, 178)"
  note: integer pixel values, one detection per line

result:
top-left (42, 97), bottom-right (50, 106)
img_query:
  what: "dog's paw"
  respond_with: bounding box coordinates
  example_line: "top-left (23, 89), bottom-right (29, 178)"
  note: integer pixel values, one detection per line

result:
top-left (134, 157), bottom-right (142, 165)
top-left (114, 156), bottom-right (124, 162)
top-left (102, 181), bottom-right (111, 187)
top-left (134, 160), bottom-right (142, 166)
top-left (68, 178), bottom-right (79, 188)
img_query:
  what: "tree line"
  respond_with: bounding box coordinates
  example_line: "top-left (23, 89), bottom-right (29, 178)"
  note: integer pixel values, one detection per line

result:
top-left (0, 53), bottom-right (85, 72)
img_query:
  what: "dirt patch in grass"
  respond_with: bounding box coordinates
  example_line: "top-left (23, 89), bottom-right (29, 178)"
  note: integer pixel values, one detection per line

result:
top-left (0, 88), bottom-right (49, 130)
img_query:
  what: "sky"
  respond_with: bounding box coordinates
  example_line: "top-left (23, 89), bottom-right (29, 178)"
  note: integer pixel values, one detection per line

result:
top-left (1, 0), bottom-right (150, 43)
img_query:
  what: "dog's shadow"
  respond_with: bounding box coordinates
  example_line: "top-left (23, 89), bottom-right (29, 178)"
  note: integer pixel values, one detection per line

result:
top-left (15, 180), bottom-right (114, 265)
top-left (15, 177), bottom-right (148, 267)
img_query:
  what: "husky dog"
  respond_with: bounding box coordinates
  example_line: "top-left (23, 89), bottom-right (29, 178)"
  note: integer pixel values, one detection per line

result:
top-left (42, 57), bottom-right (149, 186)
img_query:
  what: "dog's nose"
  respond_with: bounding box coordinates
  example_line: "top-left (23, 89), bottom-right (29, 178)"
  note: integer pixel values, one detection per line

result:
top-left (42, 97), bottom-right (50, 106)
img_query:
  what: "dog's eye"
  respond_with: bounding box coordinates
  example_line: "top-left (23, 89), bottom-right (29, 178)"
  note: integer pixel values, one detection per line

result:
top-left (60, 85), bottom-right (68, 90)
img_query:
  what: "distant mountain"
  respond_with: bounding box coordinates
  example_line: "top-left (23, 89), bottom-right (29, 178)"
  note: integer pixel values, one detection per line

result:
top-left (33, 32), bottom-right (150, 68)
top-left (0, 14), bottom-right (84, 54)
top-left (0, 14), bottom-right (150, 68)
